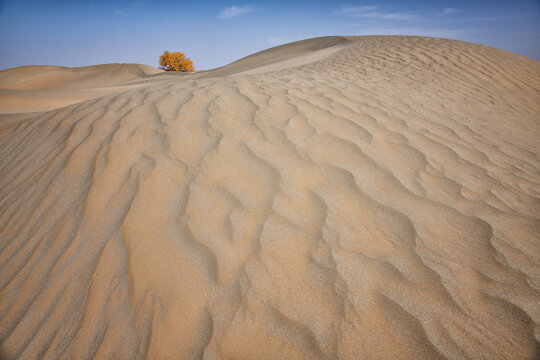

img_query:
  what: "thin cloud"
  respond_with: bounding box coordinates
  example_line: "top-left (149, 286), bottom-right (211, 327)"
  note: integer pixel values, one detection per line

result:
top-left (338, 6), bottom-right (419, 21)
top-left (339, 5), bottom-right (470, 40)
top-left (469, 13), bottom-right (532, 22)
top-left (338, 6), bottom-right (377, 15)
top-left (442, 8), bottom-right (461, 15)
top-left (219, 5), bottom-right (254, 19)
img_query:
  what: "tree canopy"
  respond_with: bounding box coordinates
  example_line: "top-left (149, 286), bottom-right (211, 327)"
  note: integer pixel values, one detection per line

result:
top-left (159, 51), bottom-right (195, 72)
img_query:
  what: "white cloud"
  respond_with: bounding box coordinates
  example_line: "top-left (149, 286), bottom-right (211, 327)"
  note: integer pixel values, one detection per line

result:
top-left (442, 8), bottom-right (461, 15)
top-left (338, 5), bottom-right (419, 21)
top-left (219, 5), bottom-right (253, 19)
top-left (339, 5), bottom-right (470, 42)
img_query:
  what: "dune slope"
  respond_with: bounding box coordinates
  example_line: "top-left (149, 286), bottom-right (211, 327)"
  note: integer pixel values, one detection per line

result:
top-left (0, 36), bottom-right (539, 359)
top-left (0, 63), bottom-right (167, 114)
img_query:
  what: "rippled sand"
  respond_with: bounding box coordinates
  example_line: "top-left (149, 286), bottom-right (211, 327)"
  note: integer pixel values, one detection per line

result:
top-left (0, 36), bottom-right (539, 359)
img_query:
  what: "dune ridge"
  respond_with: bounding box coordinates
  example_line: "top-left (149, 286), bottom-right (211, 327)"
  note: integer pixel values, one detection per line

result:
top-left (0, 36), bottom-right (539, 359)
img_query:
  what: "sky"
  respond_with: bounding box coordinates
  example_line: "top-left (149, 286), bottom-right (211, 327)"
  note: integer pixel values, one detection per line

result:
top-left (1, 0), bottom-right (539, 70)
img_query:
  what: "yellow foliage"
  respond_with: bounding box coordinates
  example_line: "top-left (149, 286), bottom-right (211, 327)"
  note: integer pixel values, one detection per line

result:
top-left (159, 50), bottom-right (195, 72)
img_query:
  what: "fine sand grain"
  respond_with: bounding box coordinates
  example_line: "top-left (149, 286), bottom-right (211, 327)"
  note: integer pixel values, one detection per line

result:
top-left (0, 36), bottom-right (539, 359)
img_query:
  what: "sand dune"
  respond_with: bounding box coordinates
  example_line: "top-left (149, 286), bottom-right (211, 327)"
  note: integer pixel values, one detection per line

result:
top-left (0, 36), bottom-right (539, 359)
top-left (0, 63), bottom-right (168, 113)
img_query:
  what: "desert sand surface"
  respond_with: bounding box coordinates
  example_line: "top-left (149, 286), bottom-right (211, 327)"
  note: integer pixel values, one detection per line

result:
top-left (0, 36), bottom-right (539, 359)
top-left (0, 63), bottom-right (168, 114)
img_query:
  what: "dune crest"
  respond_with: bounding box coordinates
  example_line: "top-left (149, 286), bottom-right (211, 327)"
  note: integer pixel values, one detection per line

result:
top-left (0, 36), bottom-right (539, 359)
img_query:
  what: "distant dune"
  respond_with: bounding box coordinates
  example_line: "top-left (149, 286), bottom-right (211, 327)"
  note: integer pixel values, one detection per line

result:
top-left (0, 36), bottom-right (539, 359)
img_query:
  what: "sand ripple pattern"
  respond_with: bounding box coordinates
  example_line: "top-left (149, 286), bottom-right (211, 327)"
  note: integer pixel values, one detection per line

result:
top-left (1, 36), bottom-right (539, 359)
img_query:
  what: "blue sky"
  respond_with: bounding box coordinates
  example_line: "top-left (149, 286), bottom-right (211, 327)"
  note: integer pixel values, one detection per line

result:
top-left (1, 0), bottom-right (539, 70)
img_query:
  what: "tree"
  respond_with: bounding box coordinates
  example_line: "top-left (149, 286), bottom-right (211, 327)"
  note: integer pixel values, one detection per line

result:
top-left (159, 50), bottom-right (195, 72)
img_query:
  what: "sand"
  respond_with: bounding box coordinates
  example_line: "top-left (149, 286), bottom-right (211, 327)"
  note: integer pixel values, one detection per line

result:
top-left (0, 36), bottom-right (539, 359)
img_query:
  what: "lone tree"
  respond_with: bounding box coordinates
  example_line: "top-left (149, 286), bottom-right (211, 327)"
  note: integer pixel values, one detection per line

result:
top-left (159, 50), bottom-right (195, 72)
